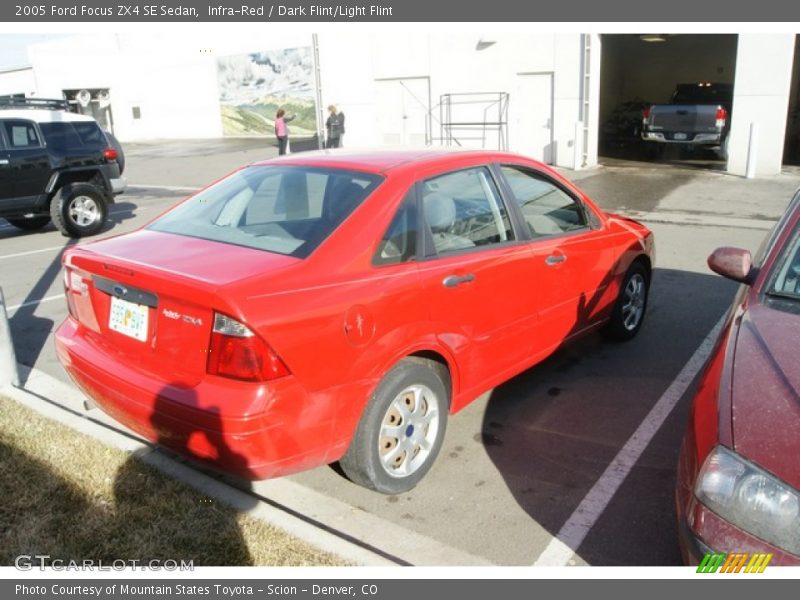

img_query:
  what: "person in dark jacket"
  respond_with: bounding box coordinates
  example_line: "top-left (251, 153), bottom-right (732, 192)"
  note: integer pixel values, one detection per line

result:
top-left (325, 105), bottom-right (345, 149)
top-left (274, 109), bottom-right (295, 155)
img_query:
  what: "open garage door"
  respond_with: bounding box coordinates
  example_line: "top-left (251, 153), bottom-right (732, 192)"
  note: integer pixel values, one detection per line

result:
top-left (599, 34), bottom-right (738, 170)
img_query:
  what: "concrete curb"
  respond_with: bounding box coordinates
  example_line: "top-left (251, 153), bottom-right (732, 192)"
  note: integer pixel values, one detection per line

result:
top-left (3, 364), bottom-right (494, 567)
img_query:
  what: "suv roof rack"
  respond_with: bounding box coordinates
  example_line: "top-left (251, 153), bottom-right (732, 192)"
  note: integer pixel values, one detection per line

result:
top-left (0, 97), bottom-right (69, 111)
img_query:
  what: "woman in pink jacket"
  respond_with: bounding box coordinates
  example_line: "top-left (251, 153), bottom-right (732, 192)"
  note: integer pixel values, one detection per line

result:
top-left (274, 109), bottom-right (296, 155)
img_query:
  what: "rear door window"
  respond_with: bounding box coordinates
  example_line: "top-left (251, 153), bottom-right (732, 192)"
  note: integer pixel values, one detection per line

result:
top-left (374, 190), bottom-right (419, 265)
top-left (40, 122), bottom-right (106, 154)
top-left (421, 167), bottom-right (514, 256)
top-left (150, 165), bottom-right (383, 258)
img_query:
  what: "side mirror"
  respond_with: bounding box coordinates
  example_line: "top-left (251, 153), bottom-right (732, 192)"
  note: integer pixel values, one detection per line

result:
top-left (707, 247), bottom-right (754, 284)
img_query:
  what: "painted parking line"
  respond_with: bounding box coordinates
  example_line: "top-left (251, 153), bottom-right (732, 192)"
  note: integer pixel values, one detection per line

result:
top-left (127, 184), bottom-right (200, 192)
top-left (533, 313), bottom-right (726, 566)
top-left (0, 245), bottom-right (68, 261)
top-left (7, 293), bottom-right (66, 315)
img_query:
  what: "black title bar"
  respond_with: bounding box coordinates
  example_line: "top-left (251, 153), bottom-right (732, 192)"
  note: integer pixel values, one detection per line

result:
top-left (3, 0), bottom-right (800, 22)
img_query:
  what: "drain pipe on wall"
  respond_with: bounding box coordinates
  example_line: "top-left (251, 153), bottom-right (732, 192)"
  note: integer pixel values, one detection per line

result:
top-left (573, 121), bottom-right (584, 171)
top-left (0, 287), bottom-right (20, 388)
top-left (746, 122), bottom-right (759, 179)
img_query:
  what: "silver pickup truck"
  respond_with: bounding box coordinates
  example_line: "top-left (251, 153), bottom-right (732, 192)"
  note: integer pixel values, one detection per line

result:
top-left (641, 83), bottom-right (732, 159)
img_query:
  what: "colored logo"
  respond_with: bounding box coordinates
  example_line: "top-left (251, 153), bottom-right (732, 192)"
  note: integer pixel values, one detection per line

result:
top-left (697, 552), bottom-right (773, 573)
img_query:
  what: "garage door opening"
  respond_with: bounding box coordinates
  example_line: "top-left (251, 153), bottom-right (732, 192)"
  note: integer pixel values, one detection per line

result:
top-left (599, 34), bottom-right (738, 170)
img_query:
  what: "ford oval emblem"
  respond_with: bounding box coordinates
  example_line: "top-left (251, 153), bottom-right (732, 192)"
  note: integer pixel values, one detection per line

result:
top-left (113, 284), bottom-right (127, 297)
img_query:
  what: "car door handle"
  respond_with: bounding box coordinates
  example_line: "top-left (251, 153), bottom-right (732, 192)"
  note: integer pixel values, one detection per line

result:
top-left (442, 273), bottom-right (476, 288)
top-left (545, 253), bottom-right (567, 266)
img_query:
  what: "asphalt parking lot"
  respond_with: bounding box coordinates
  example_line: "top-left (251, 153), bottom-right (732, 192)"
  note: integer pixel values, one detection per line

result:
top-left (2, 139), bottom-right (799, 566)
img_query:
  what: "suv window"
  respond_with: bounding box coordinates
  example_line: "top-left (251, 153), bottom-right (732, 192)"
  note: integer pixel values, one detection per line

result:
top-left (150, 165), bottom-right (383, 258)
top-left (422, 167), bottom-right (513, 256)
top-left (39, 122), bottom-right (106, 154)
top-left (2, 120), bottom-right (41, 148)
top-left (500, 165), bottom-right (587, 237)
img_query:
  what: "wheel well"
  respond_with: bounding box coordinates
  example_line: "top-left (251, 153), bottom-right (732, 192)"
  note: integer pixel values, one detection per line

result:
top-left (50, 171), bottom-right (108, 198)
top-left (407, 351), bottom-right (453, 402)
top-left (632, 254), bottom-right (652, 282)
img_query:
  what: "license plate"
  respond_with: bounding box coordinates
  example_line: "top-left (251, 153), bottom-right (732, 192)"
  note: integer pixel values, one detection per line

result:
top-left (673, 132), bottom-right (687, 140)
top-left (109, 296), bottom-right (149, 341)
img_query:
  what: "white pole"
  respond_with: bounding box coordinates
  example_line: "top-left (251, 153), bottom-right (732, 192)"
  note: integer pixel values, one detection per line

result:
top-left (573, 121), bottom-right (584, 171)
top-left (746, 122), bottom-right (759, 180)
top-left (0, 287), bottom-right (19, 388)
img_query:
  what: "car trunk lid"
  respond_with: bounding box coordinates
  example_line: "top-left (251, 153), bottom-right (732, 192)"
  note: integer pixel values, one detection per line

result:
top-left (64, 230), bottom-right (300, 387)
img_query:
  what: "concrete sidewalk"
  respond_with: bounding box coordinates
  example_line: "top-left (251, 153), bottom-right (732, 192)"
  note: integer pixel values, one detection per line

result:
top-left (0, 363), bottom-right (493, 567)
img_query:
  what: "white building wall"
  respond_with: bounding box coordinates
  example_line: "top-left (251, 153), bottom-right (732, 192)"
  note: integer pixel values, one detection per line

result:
top-left (0, 67), bottom-right (37, 97)
top-left (27, 32), bottom-right (315, 141)
top-left (12, 32), bottom-right (592, 168)
top-left (727, 34), bottom-right (795, 177)
top-left (318, 32), bottom-right (590, 168)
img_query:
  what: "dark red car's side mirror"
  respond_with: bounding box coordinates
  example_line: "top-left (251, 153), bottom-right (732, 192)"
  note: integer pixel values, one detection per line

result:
top-left (708, 247), bottom-right (754, 284)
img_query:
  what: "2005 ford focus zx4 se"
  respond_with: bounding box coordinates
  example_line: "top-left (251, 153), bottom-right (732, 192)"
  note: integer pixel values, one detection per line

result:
top-left (55, 148), bottom-right (655, 494)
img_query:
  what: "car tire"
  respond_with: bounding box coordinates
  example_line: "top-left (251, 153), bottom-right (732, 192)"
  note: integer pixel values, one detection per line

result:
top-left (5, 216), bottom-right (51, 231)
top-left (604, 262), bottom-right (649, 341)
top-left (50, 183), bottom-right (108, 238)
top-left (339, 358), bottom-right (449, 494)
top-left (106, 131), bottom-right (125, 174)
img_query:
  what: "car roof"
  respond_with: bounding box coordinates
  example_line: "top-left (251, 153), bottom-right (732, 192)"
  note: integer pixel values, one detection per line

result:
top-left (250, 147), bottom-right (537, 175)
top-left (0, 109), bottom-right (99, 124)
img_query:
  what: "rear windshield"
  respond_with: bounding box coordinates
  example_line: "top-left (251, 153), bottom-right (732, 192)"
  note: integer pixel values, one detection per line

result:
top-left (149, 165), bottom-right (383, 258)
top-left (672, 84), bottom-right (733, 105)
top-left (40, 121), bottom-right (107, 153)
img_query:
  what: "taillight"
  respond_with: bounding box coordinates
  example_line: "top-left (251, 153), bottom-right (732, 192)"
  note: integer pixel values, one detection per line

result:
top-left (642, 106), bottom-right (652, 122)
top-left (63, 266), bottom-right (85, 319)
top-left (207, 313), bottom-right (290, 382)
top-left (103, 147), bottom-right (119, 161)
top-left (715, 106), bottom-right (727, 128)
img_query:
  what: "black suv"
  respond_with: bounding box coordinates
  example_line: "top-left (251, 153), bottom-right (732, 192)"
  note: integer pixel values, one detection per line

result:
top-left (0, 97), bottom-right (126, 237)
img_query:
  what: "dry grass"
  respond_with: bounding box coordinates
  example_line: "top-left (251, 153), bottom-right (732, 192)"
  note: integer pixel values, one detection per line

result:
top-left (0, 396), bottom-right (345, 566)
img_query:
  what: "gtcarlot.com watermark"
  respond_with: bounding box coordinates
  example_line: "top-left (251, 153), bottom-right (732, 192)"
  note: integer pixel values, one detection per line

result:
top-left (15, 555), bottom-right (194, 571)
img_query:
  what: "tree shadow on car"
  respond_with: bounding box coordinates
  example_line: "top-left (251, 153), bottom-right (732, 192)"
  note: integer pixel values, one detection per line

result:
top-left (477, 267), bottom-right (738, 565)
top-left (111, 386), bottom-right (257, 565)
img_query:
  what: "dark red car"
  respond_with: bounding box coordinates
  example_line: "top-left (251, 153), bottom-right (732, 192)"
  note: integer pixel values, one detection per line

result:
top-left (677, 191), bottom-right (800, 564)
top-left (55, 148), bottom-right (654, 493)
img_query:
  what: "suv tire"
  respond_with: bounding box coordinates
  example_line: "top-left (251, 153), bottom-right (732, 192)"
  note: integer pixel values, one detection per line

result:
top-left (50, 183), bottom-right (108, 238)
top-left (6, 216), bottom-right (51, 231)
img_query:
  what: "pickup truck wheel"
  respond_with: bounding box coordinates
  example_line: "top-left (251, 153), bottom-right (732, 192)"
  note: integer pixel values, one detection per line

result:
top-left (339, 358), bottom-right (449, 494)
top-left (50, 183), bottom-right (108, 238)
top-left (5, 216), bottom-right (51, 231)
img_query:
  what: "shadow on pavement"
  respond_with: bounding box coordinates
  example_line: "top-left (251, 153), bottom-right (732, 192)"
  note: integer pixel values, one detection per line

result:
top-left (479, 267), bottom-right (738, 565)
top-left (9, 239), bottom-right (77, 385)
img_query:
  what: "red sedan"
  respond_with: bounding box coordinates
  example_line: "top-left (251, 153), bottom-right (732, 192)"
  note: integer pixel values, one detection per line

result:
top-left (677, 191), bottom-right (800, 564)
top-left (55, 148), bottom-right (654, 493)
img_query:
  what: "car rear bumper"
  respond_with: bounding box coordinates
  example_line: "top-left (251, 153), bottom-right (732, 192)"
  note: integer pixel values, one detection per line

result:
top-left (55, 317), bottom-right (337, 479)
top-left (642, 132), bottom-right (722, 145)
